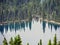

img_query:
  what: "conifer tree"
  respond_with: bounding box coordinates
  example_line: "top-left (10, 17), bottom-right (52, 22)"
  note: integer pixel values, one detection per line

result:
top-left (14, 35), bottom-right (22, 45)
top-left (27, 43), bottom-right (29, 45)
top-left (9, 37), bottom-right (14, 45)
top-left (48, 39), bottom-right (51, 45)
top-left (53, 34), bottom-right (57, 45)
top-left (3, 38), bottom-right (8, 45)
top-left (58, 41), bottom-right (60, 45)
top-left (40, 39), bottom-right (42, 45)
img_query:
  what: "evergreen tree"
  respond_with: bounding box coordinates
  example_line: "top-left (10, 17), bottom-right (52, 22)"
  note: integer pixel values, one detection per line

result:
top-left (14, 35), bottom-right (22, 45)
top-left (27, 43), bottom-right (29, 45)
top-left (48, 39), bottom-right (51, 45)
top-left (3, 37), bottom-right (8, 45)
top-left (58, 41), bottom-right (60, 45)
top-left (53, 34), bottom-right (57, 45)
top-left (9, 37), bottom-right (14, 45)
top-left (38, 43), bottom-right (39, 45)
top-left (40, 39), bottom-right (42, 45)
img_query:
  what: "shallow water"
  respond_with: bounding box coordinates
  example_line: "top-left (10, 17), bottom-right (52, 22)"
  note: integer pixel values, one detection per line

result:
top-left (0, 18), bottom-right (60, 45)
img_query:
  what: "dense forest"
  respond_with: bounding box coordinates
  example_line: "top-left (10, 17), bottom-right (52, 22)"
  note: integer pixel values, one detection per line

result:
top-left (0, 0), bottom-right (60, 23)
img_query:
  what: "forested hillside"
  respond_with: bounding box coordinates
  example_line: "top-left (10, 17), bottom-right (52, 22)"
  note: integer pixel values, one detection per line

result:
top-left (0, 0), bottom-right (60, 22)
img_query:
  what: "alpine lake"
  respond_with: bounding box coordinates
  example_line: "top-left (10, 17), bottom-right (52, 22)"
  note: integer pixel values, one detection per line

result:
top-left (0, 17), bottom-right (60, 45)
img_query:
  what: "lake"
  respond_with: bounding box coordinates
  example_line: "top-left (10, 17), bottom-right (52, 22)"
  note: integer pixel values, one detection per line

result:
top-left (0, 18), bottom-right (60, 45)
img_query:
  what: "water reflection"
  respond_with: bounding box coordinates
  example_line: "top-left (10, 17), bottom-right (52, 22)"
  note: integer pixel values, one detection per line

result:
top-left (9, 22), bottom-right (14, 31)
top-left (42, 21), bottom-right (46, 33)
top-left (0, 19), bottom-right (60, 34)
top-left (0, 25), bottom-right (4, 34)
top-left (29, 21), bottom-right (32, 30)
top-left (2, 20), bottom-right (32, 33)
top-left (4, 24), bottom-right (8, 33)
top-left (48, 22), bottom-right (60, 31)
top-left (20, 22), bottom-right (25, 31)
top-left (26, 21), bottom-right (28, 28)
top-left (15, 22), bottom-right (20, 32)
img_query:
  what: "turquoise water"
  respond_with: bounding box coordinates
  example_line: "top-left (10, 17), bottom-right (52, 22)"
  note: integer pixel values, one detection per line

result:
top-left (0, 18), bottom-right (60, 45)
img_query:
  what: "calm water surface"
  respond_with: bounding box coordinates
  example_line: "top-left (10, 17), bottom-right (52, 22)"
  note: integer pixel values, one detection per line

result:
top-left (0, 18), bottom-right (60, 45)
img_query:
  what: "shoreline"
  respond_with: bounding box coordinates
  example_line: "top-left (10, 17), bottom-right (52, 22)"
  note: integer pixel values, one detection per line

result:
top-left (40, 18), bottom-right (60, 25)
top-left (0, 18), bottom-right (60, 25)
top-left (0, 18), bottom-right (29, 25)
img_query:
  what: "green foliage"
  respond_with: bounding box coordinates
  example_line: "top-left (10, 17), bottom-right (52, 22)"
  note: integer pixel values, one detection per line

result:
top-left (9, 37), bottom-right (14, 45)
top-left (58, 41), bottom-right (60, 45)
top-left (48, 39), bottom-right (51, 45)
top-left (38, 39), bottom-right (42, 45)
top-left (27, 43), bottom-right (29, 45)
top-left (2, 34), bottom-right (60, 45)
top-left (40, 39), bottom-right (42, 45)
top-left (3, 35), bottom-right (22, 45)
top-left (38, 43), bottom-right (39, 45)
top-left (14, 35), bottom-right (22, 45)
top-left (3, 38), bottom-right (8, 45)
top-left (53, 34), bottom-right (57, 45)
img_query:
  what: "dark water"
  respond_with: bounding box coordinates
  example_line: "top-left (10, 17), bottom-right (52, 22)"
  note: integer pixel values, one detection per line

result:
top-left (0, 18), bottom-right (60, 45)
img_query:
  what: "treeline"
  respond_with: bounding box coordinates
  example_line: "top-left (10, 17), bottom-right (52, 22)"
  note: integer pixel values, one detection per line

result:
top-left (42, 0), bottom-right (60, 21)
top-left (0, 0), bottom-right (60, 22)
top-left (0, 0), bottom-right (41, 22)
top-left (3, 34), bottom-right (60, 45)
